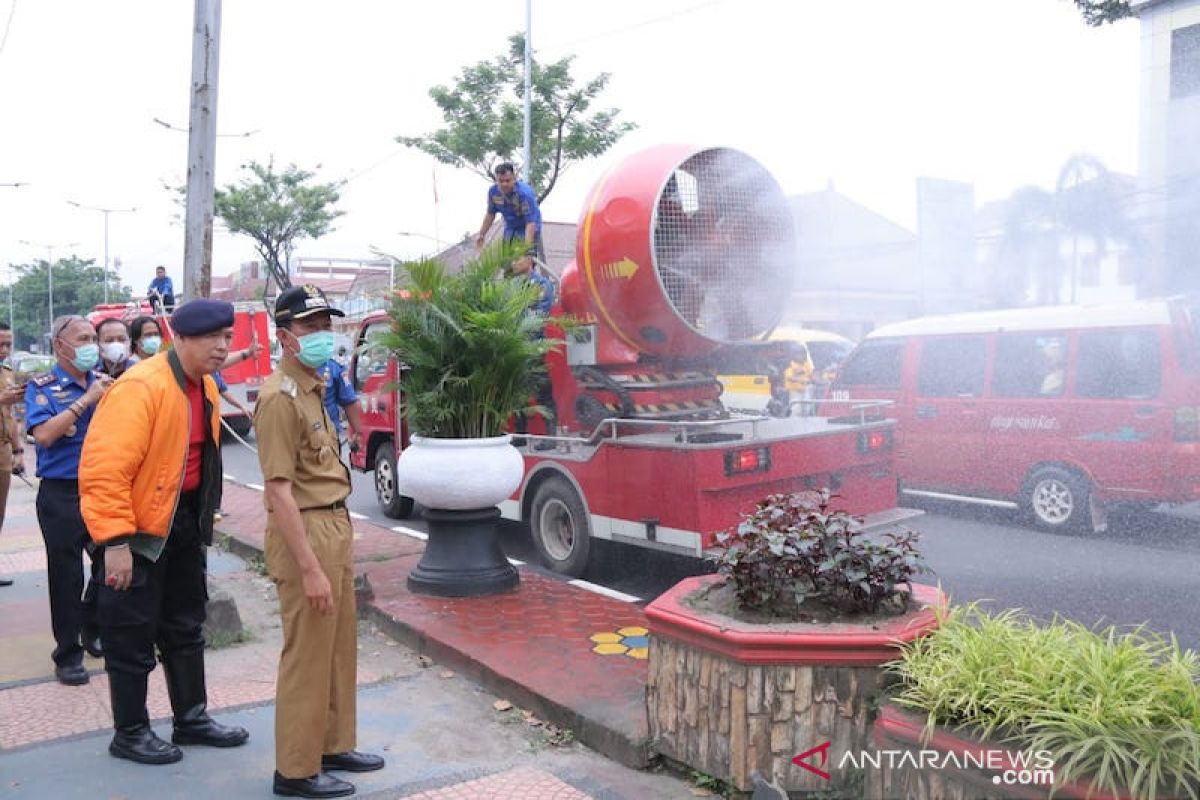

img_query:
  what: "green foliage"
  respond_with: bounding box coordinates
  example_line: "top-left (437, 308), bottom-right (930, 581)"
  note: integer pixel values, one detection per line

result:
top-left (2, 256), bottom-right (132, 349)
top-left (1074, 0), bottom-right (1134, 26)
top-left (714, 489), bottom-right (928, 617)
top-left (891, 604), bottom-right (1200, 799)
top-left (376, 241), bottom-right (561, 439)
top-left (213, 159), bottom-right (344, 289)
top-left (398, 33), bottom-right (636, 202)
top-left (689, 770), bottom-right (731, 795)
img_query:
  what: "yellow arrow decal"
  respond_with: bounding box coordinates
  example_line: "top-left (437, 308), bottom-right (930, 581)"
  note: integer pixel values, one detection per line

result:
top-left (601, 256), bottom-right (639, 280)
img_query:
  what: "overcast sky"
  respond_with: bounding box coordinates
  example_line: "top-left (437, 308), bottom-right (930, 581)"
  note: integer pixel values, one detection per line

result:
top-left (0, 0), bottom-right (1139, 297)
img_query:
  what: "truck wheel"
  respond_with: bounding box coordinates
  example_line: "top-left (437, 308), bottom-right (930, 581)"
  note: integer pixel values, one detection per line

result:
top-left (530, 477), bottom-right (591, 577)
top-left (375, 442), bottom-right (414, 519)
top-left (1024, 466), bottom-right (1090, 533)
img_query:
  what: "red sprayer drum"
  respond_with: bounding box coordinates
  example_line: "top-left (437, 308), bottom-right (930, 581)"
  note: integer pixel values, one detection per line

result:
top-left (567, 144), bottom-right (795, 360)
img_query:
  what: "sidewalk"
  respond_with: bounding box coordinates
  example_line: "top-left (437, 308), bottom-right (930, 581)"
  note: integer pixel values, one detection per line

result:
top-left (0, 475), bottom-right (700, 799)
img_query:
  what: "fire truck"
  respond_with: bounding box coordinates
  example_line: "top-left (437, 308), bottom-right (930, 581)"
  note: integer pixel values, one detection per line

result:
top-left (87, 299), bottom-right (271, 435)
top-left (349, 144), bottom-right (904, 576)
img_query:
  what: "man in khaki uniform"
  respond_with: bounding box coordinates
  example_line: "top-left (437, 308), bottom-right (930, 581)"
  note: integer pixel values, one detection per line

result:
top-left (254, 285), bottom-right (384, 800)
top-left (0, 322), bottom-right (26, 587)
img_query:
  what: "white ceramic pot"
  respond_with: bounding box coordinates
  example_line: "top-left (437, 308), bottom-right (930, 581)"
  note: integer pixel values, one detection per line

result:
top-left (396, 434), bottom-right (525, 511)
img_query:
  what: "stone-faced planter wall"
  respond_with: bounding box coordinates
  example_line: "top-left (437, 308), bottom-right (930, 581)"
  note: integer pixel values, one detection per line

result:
top-left (869, 704), bottom-right (1128, 800)
top-left (644, 575), bottom-right (943, 794)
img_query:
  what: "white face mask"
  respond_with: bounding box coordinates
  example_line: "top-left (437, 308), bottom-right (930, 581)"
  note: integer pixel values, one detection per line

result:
top-left (101, 341), bottom-right (129, 362)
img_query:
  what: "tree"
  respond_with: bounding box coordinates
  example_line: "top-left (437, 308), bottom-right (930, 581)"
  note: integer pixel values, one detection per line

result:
top-left (213, 159), bottom-right (344, 292)
top-left (997, 186), bottom-right (1063, 306)
top-left (2, 256), bottom-right (132, 349)
top-left (398, 33), bottom-right (636, 203)
top-left (1073, 0), bottom-right (1133, 27)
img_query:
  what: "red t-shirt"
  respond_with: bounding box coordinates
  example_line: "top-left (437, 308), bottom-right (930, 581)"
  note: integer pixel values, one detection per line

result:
top-left (183, 378), bottom-right (205, 491)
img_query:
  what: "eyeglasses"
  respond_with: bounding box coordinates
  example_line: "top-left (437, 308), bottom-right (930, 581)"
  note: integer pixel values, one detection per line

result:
top-left (52, 315), bottom-right (86, 340)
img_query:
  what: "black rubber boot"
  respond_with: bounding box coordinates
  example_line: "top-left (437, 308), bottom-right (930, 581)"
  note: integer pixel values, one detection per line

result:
top-left (108, 671), bottom-right (182, 765)
top-left (163, 652), bottom-right (249, 747)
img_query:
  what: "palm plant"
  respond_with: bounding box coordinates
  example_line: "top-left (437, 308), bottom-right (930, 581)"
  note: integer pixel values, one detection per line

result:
top-left (377, 241), bottom-right (560, 439)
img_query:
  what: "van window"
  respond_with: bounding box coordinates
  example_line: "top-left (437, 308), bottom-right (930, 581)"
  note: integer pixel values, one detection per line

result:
top-left (835, 340), bottom-right (904, 389)
top-left (993, 334), bottom-right (1068, 397)
top-left (1076, 330), bottom-right (1161, 400)
top-left (918, 337), bottom-right (985, 397)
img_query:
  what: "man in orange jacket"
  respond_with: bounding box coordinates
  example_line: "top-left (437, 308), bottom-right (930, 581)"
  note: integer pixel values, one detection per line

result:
top-left (79, 299), bottom-right (249, 765)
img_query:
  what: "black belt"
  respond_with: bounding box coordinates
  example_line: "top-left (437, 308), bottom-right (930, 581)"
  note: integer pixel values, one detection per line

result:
top-left (299, 500), bottom-right (346, 513)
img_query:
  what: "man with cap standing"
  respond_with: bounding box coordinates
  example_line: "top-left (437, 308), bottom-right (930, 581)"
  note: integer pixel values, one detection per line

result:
top-left (26, 315), bottom-right (113, 684)
top-left (255, 284), bottom-right (383, 799)
top-left (79, 299), bottom-right (249, 765)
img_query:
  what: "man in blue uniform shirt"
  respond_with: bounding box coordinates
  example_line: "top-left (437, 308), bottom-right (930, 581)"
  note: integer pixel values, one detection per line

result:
top-left (148, 266), bottom-right (175, 314)
top-left (475, 162), bottom-right (543, 266)
top-left (26, 315), bottom-right (113, 684)
top-left (318, 358), bottom-right (362, 453)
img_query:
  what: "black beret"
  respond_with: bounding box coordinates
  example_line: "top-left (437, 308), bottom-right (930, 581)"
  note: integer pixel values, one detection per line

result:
top-left (171, 299), bottom-right (235, 336)
top-left (274, 284), bottom-right (345, 323)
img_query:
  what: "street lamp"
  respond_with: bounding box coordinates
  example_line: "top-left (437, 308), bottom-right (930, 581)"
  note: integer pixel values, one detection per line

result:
top-left (67, 201), bottom-right (137, 304)
top-left (19, 239), bottom-right (78, 341)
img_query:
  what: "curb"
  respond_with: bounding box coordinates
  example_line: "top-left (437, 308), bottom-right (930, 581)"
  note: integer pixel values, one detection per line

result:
top-left (213, 520), bottom-right (654, 771)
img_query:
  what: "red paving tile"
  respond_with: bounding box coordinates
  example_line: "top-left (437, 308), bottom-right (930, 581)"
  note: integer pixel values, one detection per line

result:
top-left (403, 767), bottom-right (591, 799)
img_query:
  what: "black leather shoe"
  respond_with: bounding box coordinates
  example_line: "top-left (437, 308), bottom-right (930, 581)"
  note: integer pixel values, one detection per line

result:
top-left (172, 716), bottom-right (249, 748)
top-left (83, 635), bottom-right (103, 659)
top-left (109, 725), bottom-right (183, 765)
top-left (321, 750), bottom-right (385, 772)
top-left (0, 576), bottom-right (13, 587)
top-left (55, 664), bottom-right (89, 686)
top-left (272, 772), bottom-right (355, 798)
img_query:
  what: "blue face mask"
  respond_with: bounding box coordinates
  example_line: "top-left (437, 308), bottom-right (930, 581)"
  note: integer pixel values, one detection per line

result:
top-left (71, 343), bottom-right (100, 372)
top-left (141, 335), bottom-right (162, 355)
top-left (296, 330), bottom-right (335, 368)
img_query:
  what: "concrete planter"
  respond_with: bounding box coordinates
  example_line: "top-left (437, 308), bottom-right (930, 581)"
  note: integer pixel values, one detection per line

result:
top-left (869, 703), bottom-right (1128, 800)
top-left (644, 575), bottom-right (944, 794)
top-left (396, 434), bottom-right (524, 511)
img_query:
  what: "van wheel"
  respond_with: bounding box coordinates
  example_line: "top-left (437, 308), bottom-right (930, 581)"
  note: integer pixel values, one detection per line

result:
top-left (1024, 466), bottom-right (1090, 532)
top-left (375, 442), bottom-right (414, 519)
top-left (530, 477), bottom-right (591, 577)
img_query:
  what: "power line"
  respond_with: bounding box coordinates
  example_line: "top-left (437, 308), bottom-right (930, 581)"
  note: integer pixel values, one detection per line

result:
top-left (0, 0), bottom-right (16, 59)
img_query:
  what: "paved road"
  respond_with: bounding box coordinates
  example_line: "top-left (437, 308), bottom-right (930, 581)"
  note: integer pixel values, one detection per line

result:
top-left (219, 438), bottom-right (1200, 652)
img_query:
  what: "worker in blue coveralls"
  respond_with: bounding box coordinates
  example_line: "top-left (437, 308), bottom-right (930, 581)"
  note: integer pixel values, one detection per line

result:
top-left (26, 315), bottom-right (113, 685)
top-left (148, 266), bottom-right (175, 315)
top-left (475, 162), bottom-right (543, 266)
top-left (318, 359), bottom-right (362, 455)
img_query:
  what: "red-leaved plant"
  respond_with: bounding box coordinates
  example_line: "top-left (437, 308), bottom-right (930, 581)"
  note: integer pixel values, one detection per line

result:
top-left (714, 490), bottom-right (929, 617)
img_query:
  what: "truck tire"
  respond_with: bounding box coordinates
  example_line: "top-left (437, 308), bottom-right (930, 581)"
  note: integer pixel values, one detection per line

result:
top-left (530, 477), bottom-right (591, 577)
top-left (1024, 466), bottom-right (1090, 533)
top-left (374, 442), bottom-right (414, 519)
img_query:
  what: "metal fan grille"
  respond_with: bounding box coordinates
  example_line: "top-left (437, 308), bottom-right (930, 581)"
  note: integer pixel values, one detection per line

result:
top-left (651, 149), bottom-right (795, 342)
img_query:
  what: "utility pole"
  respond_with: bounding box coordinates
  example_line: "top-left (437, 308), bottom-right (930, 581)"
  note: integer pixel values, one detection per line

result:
top-left (67, 201), bottom-right (137, 304)
top-left (523, 0), bottom-right (532, 178)
top-left (182, 0), bottom-right (222, 301)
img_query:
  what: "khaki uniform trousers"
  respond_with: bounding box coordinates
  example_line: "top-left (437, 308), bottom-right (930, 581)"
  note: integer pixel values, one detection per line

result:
top-left (0, 445), bottom-right (11, 533)
top-left (266, 507), bottom-right (357, 778)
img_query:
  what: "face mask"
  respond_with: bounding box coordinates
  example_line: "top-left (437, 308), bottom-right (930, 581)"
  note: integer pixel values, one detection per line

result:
top-left (295, 330), bottom-right (335, 368)
top-left (71, 343), bottom-right (100, 372)
top-left (141, 335), bottom-right (162, 355)
top-left (101, 342), bottom-right (129, 362)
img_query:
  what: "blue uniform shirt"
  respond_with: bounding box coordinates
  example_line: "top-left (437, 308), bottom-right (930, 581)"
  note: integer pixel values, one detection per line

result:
top-left (527, 270), bottom-right (555, 317)
top-left (487, 180), bottom-right (542, 241)
top-left (25, 364), bottom-right (100, 479)
top-left (319, 360), bottom-right (357, 434)
top-left (149, 275), bottom-right (174, 298)
top-left (213, 371), bottom-right (228, 393)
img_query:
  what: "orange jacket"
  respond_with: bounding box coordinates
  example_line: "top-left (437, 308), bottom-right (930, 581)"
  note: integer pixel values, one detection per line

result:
top-left (80, 351), bottom-right (221, 546)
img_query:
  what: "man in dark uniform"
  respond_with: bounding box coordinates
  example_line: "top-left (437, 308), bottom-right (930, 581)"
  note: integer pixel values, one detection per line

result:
top-left (255, 284), bottom-right (384, 799)
top-left (80, 299), bottom-right (250, 765)
top-left (318, 357), bottom-right (362, 455)
top-left (26, 315), bottom-right (112, 684)
top-left (0, 321), bottom-right (27, 587)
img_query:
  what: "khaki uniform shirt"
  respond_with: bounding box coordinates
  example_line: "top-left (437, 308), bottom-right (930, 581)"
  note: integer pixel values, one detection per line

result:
top-left (255, 357), bottom-right (350, 509)
top-left (0, 366), bottom-right (15, 472)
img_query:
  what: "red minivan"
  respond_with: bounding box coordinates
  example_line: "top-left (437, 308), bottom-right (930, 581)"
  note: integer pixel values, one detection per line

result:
top-left (828, 299), bottom-right (1200, 532)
